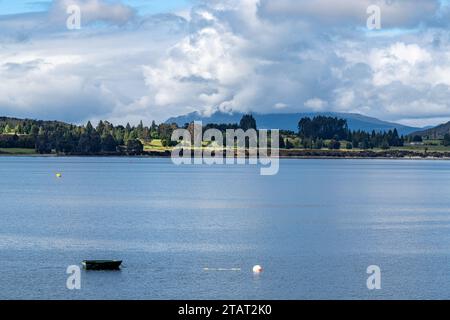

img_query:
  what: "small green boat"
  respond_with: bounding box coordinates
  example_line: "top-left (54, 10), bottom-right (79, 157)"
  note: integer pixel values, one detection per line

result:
top-left (82, 260), bottom-right (122, 270)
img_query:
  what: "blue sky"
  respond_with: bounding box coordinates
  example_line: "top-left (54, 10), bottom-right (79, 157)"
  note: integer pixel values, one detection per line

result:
top-left (0, 0), bottom-right (191, 15)
top-left (1, 0), bottom-right (450, 127)
top-left (0, 0), bottom-right (44, 14)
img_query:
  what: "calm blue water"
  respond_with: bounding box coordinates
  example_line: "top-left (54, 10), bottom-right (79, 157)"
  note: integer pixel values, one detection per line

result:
top-left (1, 157), bottom-right (450, 299)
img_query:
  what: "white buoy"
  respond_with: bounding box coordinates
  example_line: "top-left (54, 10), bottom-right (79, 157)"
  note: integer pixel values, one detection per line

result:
top-left (253, 265), bottom-right (263, 273)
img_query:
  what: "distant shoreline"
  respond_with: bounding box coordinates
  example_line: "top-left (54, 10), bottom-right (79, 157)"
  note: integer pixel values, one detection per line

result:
top-left (1, 149), bottom-right (450, 160)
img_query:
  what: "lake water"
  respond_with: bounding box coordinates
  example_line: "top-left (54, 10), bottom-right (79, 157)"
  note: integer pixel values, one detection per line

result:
top-left (1, 157), bottom-right (450, 299)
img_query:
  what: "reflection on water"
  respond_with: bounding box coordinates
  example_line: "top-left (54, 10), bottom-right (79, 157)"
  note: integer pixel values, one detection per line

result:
top-left (1, 157), bottom-right (450, 299)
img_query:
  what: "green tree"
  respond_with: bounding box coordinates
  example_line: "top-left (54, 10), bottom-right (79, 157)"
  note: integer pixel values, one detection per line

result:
top-left (279, 136), bottom-right (286, 149)
top-left (298, 116), bottom-right (348, 140)
top-left (4, 124), bottom-right (11, 134)
top-left (96, 120), bottom-right (105, 136)
top-left (36, 131), bottom-right (52, 154)
top-left (313, 139), bottom-right (324, 149)
top-left (285, 139), bottom-right (294, 149)
top-left (443, 133), bottom-right (450, 147)
top-left (302, 137), bottom-right (313, 149)
top-left (77, 133), bottom-right (91, 153)
top-left (86, 121), bottom-right (94, 134)
top-left (101, 134), bottom-right (118, 152)
top-left (126, 139), bottom-right (144, 155)
top-left (239, 114), bottom-right (257, 131)
top-left (137, 120), bottom-right (144, 138)
top-left (30, 125), bottom-right (39, 136)
top-left (15, 124), bottom-right (23, 134)
top-left (151, 120), bottom-right (158, 133)
top-left (380, 138), bottom-right (390, 150)
top-left (328, 140), bottom-right (341, 150)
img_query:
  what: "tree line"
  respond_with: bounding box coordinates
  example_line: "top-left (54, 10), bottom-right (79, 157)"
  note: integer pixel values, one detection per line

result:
top-left (0, 115), bottom-right (259, 154)
top-left (0, 118), bottom-right (179, 154)
top-left (1, 114), bottom-right (439, 154)
top-left (297, 116), bottom-right (405, 150)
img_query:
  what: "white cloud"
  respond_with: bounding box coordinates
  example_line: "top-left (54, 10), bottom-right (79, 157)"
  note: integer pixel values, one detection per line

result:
top-left (368, 43), bottom-right (431, 86)
top-left (259, 0), bottom-right (440, 28)
top-left (1, 0), bottom-right (450, 127)
top-left (142, 6), bottom-right (261, 116)
top-left (274, 103), bottom-right (288, 110)
top-left (304, 98), bottom-right (328, 111)
top-left (0, 3), bottom-right (186, 123)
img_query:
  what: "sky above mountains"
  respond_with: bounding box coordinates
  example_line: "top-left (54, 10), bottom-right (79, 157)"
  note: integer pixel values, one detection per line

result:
top-left (1, 0), bottom-right (450, 127)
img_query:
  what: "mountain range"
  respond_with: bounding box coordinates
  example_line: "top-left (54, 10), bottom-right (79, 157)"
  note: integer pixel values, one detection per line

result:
top-left (166, 111), bottom-right (424, 136)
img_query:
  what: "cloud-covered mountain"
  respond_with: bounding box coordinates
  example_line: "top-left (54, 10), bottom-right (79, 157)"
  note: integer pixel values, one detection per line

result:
top-left (166, 111), bottom-right (423, 135)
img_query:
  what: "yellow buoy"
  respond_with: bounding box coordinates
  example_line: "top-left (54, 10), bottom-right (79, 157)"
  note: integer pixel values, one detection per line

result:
top-left (56, 173), bottom-right (62, 178)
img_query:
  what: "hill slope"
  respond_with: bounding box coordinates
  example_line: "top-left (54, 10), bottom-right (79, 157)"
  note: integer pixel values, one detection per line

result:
top-left (0, 116), bottom-right (69, 128)
top-left (166, 111), bottom-right (422, 135)
top-left (410, 121), bottom-right (450, 138)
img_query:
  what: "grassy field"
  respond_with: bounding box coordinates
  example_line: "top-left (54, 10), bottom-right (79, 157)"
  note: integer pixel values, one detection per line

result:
top-left (143, 139), bottom-right (169, 152)
top-left (142, 139), bottom-right (450, 153)
top-left (0, 148), bottom-right (36, 155)
top-left (283, 138), bottom-right (450, 153)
